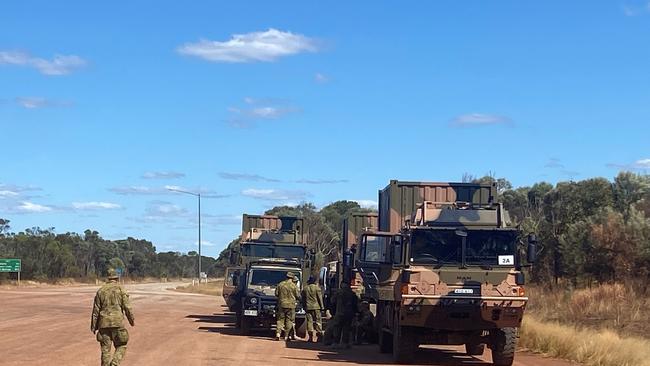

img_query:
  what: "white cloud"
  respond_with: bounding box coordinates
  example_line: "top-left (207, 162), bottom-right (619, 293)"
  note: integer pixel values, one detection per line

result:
top-left (607, 158), bottom-right (650, 171)
top-left (146, 201), bottom-right (188, 217)
top-left (314, 73), bottom-right (329, 83)
top-left (142, 171), bottom-right (185, 179)
top-left (544, 158), bottom-right (565, 169)
top-left (14, 96), bottom-right (71, 109)
top-left (177, 28), bottom-right (319, 63)
top-left (72, 201), bottom-right (122, 210)
top-left (354, 200), bottom-right (378, 210)
top-left (16, 201), bottom-right (52, 213)
top-left (635, 158), bottom-right (650, 168)
top-left (227, 97), bottom-right (299, 128)
top-left (242, 188), bottom-right (310, 201)
top-left (0, 51), bottom-right (86, 75)
top-left (219, 172), bottom-right (281, 182)
top-left (0, 190), bottom-right (19, 198)
top-left (109, 186), bottom-right (162, 195)
top-left (450, 113), bottom-right (513, 127)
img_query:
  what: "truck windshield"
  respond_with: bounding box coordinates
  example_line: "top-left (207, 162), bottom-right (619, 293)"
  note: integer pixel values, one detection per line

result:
top-left (409, 230), bottom-right (518, 267)
top-left (249, 269), bottom-right (300, 287)
top-left (466, 231), bottom-right (518, 266)
top-left (410, 230), bottom-right (461, 264)
top-left (242, 244), bottom-right (305, 259)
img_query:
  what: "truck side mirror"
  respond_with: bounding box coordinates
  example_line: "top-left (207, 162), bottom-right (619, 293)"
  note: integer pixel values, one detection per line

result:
top-left (527, 234), bottom-right (537, 263)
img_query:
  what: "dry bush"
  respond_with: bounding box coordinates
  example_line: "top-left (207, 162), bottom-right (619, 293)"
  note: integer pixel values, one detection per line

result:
top-left (526, 284), bottom-right (650, 338)
top-left (521, 316), bottom-right (650, 366)
top-left (174, 279), bottom-right (224, 296)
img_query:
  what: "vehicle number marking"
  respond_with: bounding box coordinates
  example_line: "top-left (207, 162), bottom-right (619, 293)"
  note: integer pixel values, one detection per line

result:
top-left (243, 310), bottom-right (258, 316)
top-left (454, 289), bottom-right (473, 294)
top-left (498, 255), bottom-right (515, 265)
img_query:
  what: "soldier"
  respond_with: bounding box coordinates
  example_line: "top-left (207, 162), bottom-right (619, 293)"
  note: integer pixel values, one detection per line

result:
top-left (287, 275), bottom-right (301, 340)
top-left (301, 275), bottom-right (324, 342)
top-left (90, 269), bottom-right (135, 366)
top-left (353, 301), bottom-right (375, 344)
top-left (275, 272), bottom-right (300, 341)
top-left (332, 281), bottom-right (358, 348)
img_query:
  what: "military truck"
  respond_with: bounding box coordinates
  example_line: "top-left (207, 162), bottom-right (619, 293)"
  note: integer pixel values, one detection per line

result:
top-left (238, 258), bottom-right (306, 335)
top-left (354, 181), bottom-right (537, 365)
top-left (222, 215), bottom-right (306, 311)
top-left (320, 212), bottom-right (378, 311)
top-left (222, 214), bottom-right (311, 336)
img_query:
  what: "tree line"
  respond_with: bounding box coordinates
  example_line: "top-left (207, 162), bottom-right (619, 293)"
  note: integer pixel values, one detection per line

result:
top-left (3, 171), bottom-right (648, 287)
top-left (0, 223), bottom-right (220, 281)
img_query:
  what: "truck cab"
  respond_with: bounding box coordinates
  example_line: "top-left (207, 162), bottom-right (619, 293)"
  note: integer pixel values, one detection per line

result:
top-left (238, 259), bottom-right (306, 335)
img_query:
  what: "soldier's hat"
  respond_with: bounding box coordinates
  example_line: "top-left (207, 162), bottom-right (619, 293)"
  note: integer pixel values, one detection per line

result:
top-left (107, 268), bottom-right (119, 280)
top-left (286, 272), bottom-right (295, 279)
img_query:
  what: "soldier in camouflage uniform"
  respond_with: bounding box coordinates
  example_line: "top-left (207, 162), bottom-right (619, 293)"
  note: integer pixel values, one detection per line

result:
top-left (332, 281), bottom-right (358, 348)
top-left (91, 268), bottom-right (135, 366)
top-left (275, 272), bottom-right (300, 341)
top-left (353, 300), bottom-right (376, 344)
top-left (301, 276), bottom-right (324, 342)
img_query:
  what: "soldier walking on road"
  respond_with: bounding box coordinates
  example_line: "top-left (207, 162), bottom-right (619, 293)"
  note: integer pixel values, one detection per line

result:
top-left (332, 281), bottom-right (358, 349)
top-left (302, 276), bottom-right (324, 343)
top-left (90, 269), bottom-right (135, 366)
top-left (275, 272), bottom-right (300, 341)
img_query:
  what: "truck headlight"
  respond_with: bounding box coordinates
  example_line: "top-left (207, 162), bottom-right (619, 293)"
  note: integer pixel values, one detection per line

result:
top-left (249, 297), bottom-right (258, 304)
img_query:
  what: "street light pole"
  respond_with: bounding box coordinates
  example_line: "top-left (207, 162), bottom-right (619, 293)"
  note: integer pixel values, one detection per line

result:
top-left (167, 188), bottom-right (202, 282)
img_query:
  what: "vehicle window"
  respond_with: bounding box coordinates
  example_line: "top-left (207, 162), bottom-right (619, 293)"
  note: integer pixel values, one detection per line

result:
top-left (363, 236), bottom-right (390, 263)
top-left (409, 230), bottom-right (460, 264)
top-left (249, 270), bottom-right (300, 287)
top-left (466, 231), bottom-right (517, 266)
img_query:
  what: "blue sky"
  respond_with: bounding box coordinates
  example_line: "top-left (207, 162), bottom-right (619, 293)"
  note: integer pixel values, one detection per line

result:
top-left (1, 1), bottom-right (649, 256)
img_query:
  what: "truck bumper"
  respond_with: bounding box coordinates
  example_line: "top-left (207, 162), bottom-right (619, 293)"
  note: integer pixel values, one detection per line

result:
top-left (400, 295), bottom-right (526, 330)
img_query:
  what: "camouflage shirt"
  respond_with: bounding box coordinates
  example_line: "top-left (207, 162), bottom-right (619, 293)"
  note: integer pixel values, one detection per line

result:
top-left (91, 281), bottom-right (134, 330)
top-left (275, 278), bottom-right (300, 309)
top-left (302, 283), bottom-right (323, 310)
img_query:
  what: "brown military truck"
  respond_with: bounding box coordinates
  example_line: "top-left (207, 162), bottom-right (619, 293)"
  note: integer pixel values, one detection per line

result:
top-left (222, 215), bottom-right (307, 312)
top-left (320, 212), bottom-right (378, 311)
top-left (355, 181), bottom-right (537, 365)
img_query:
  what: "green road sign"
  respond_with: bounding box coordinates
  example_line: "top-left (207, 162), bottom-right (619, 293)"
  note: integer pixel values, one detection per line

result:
top-left (0, 259), bottom-right (21, 272)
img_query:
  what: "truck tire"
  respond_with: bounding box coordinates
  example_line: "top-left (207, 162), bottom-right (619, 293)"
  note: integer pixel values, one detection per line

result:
top-left (491, 328), bottom-right (516, 366)
top-left (240, 317), bottom-right (252, 335)
top-left (295, 318), bottom-right (307, 338)
top-left (392, 315), bottom-right (416, 364)
top-left (465, 342), bottom-right (485, 356)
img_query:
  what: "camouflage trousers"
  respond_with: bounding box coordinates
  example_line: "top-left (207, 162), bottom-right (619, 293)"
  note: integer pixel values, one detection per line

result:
top-left (276, 307), bottom-right (295, 337)
top-left (97, 327), bottom-right (129, 366)
top-left (305, 309), bottom-right (323, 334)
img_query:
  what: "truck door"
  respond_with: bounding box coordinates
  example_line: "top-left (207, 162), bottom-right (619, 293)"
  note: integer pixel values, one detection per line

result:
top-left (222, 266), bottom-right (244, 310)
top-left (356, 234), bottom-right (392, 301)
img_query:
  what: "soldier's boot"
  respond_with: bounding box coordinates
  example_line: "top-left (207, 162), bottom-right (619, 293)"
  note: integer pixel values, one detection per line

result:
top-left (307, 331), bottom-right (313, 342)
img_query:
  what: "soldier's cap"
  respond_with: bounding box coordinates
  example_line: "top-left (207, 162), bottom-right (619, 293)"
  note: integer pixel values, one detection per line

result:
top-left (286, 272), bottom-right (295, 279)
top-left (107, 268), bottom-right (119, 280)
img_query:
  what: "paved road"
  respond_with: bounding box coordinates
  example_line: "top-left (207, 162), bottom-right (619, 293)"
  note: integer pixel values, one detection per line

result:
top-left (0, 283), bottom-right (575, 366)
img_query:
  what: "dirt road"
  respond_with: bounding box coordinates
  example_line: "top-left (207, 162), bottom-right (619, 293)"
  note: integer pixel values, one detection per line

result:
top-left (0, 283), bottom-right (574, 366)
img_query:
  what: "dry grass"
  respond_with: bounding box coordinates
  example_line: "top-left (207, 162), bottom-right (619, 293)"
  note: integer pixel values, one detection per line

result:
top-left (521, 316), bottom-right (650, 366)
top-left (173, 279), bottom-right (224, 296)
top-left (526, 283), bottom-right (650, 338)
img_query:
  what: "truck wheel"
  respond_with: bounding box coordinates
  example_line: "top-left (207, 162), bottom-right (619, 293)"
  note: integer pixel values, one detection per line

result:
top-left (392, 315), bottom-right (416, 364)
top-left (465, 342), bottom-right (485, 356)
top-left (378, 328), bottom-right (392, 353)
top-left (491, 328), bottom-right (516, 366)
top-left (240, 317), bottom-right (252, 335)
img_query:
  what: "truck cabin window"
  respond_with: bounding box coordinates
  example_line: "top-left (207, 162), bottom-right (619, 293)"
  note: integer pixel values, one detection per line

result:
top-left (242, 244), bottom-right (305, 259)
top-left (465, 231), bottom-right (518, 266)
top-left (410, 230), bottom-right (461, 264)
top-left (362, 235), bottom-right (390, 262)
top-left (249, 269), bottom-right (300, 287)
top-left (409, 230), bottom-right (518, 266)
